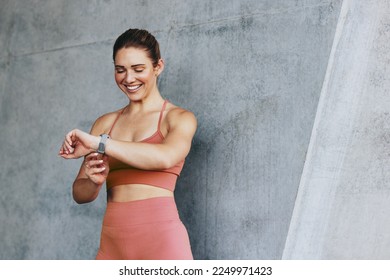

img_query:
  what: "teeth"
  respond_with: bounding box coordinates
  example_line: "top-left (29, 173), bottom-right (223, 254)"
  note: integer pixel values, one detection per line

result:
top-left (126, 85), bottom-right (141, 91)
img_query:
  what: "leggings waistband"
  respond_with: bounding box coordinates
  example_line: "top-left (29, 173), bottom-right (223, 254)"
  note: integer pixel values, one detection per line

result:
top-left (103, 197), bottom-right (180, 227)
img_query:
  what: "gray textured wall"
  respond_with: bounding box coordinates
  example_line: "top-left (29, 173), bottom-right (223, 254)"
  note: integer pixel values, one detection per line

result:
top-left (0, 0), bottom-right (342, 259)
top-left (283, 0), bottom-right (390, 259)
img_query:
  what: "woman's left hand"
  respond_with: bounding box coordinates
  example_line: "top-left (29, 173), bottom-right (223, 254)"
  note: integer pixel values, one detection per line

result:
top-left (59, 129), bottom-right (98, 159)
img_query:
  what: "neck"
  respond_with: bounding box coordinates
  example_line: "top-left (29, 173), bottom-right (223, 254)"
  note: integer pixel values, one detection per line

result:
top-left (127, 92), bottom-right (165, 113)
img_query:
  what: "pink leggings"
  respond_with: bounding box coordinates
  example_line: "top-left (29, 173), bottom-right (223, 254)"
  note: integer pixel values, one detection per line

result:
top-left (96, 197), bottom-right (193, 260)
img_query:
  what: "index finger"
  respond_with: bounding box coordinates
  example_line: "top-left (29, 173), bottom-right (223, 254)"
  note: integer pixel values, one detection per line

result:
top-left (85, 152), bottom-right (100, 161)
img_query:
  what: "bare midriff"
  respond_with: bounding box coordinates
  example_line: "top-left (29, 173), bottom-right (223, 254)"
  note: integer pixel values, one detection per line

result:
top-left (107, 184), bottom-right (173, 202)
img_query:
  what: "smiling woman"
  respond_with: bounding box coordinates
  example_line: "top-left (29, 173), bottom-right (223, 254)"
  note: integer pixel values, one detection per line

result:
top-left (114, 47), bottom-right (162, 102)
top-left (58, 29), bottom-right (197, 260)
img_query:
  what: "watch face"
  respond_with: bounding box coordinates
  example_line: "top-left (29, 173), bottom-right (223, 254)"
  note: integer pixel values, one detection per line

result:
top-left (98, 134), bottom-right (109, 154)
top-left (97, 143), bottom-right (105, 154)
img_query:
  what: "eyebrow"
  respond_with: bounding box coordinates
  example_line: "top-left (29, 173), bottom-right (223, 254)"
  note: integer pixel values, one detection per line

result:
top-left (115, 64), bottom-right (146, 68)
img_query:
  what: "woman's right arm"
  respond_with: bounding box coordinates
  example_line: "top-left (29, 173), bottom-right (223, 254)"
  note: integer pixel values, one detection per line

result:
top-left (72, 116), bottom-right (110, 204)
top-left (72, 153), bottom-right (109, 204)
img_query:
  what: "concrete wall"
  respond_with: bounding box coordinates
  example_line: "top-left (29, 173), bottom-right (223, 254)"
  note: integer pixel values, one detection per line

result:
top-left (283, 0), bottom-right (390, 259)
top-left (0, 0), bottom-right (342, 259)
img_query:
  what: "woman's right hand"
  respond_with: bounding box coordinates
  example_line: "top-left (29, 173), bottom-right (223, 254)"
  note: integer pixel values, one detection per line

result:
top-left (84, 152), bottom-right (109, 186)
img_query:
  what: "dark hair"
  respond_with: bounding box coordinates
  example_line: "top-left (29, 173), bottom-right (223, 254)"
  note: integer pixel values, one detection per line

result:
top-left (113, 28), bottom-right (161, 67)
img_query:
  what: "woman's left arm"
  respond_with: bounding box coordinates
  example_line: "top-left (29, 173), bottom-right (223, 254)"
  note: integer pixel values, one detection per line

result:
top-left (59, 109), bottom-right (197, 170)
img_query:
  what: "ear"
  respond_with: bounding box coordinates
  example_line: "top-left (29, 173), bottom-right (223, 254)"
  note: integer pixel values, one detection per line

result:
top-left (154, 58), bottom-right (165, 77)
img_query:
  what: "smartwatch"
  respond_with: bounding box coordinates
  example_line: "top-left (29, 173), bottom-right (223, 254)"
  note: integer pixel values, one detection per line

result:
top-left (97, 134), bottom-right (110, 154)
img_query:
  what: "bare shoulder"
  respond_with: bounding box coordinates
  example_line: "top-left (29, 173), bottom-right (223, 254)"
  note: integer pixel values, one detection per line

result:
top-left (89, 108), bottom-right (125, 135)
top-left (167, 104), bottom-right (197, 124)
top-left (165, 103), bottom-right (197, 134)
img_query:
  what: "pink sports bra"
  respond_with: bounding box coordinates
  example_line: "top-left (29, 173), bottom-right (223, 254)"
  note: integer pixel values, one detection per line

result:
top-left (105, 100), bottom-right (184, 192)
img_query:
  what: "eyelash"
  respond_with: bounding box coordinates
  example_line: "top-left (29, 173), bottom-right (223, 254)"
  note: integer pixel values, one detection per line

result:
top-left (115, 69), bottom-right (143, 73)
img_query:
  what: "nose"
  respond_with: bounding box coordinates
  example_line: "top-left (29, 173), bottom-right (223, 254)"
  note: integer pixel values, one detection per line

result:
top-left (124, 72), bottom-right (136, 83)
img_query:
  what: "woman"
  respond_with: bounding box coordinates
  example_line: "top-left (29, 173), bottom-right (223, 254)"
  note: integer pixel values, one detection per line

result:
top-left (59, 28), bottom-right (197, 260)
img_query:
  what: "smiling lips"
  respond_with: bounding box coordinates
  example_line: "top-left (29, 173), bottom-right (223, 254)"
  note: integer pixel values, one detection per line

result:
top-left (125, 84), bottom-right (142, 92)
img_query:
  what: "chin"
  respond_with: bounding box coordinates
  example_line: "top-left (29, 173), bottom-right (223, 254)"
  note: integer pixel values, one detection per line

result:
top-left (125, 93), bottom-right (148, 102)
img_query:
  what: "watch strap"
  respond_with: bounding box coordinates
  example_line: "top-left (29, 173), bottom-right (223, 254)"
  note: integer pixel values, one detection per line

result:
top-left (97, 134), bottom-right (110, 154)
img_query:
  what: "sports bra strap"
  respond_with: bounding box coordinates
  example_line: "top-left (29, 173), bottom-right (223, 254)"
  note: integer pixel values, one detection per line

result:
top-left (108, 100), bottom-right (168, 136)
top-left (108, 107), bottom-right (126, 136)
top-left (157, 100), bottom-right (168, 131)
